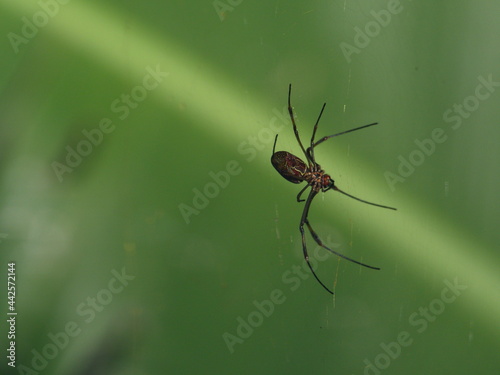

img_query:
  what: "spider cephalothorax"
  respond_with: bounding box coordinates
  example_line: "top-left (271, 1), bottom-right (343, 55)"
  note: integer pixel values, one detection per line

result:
top-left (271, 84), bottom-right (396, 295)
top-left (303, 169), bottom-right (333, 193)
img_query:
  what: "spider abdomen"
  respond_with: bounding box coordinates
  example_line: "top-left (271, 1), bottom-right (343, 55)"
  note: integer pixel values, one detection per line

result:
top-left (271, 151), bottom-right (307, 184)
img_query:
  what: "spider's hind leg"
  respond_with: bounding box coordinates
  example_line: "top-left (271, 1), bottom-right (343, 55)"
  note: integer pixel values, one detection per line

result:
top-left (287, 84), bottom-right (310, 163)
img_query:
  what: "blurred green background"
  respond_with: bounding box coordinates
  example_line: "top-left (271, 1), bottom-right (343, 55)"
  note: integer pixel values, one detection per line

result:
top-left (1, 0), bottom-right (499, 374)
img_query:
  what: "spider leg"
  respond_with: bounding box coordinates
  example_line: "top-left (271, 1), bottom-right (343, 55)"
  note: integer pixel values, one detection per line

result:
top-left (312, 122), bottom-right (379, 150)
top-left (304, 219), bottom-right (380, 270)
top-left (307, 103), bottom-right (327, 162)
top-left (288, 84), bottom-right (311, 165)
top-left (296, 183), bottom-right (310, 202)
top-left (334, 186), bottom-right (397, 211)
top-left (300, 189), bottom-right (334, 295)
top-left (272, 134), bottom-right (279, 155)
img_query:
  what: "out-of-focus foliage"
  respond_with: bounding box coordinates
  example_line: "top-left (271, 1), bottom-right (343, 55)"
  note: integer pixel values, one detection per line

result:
top-left (0, 1), bottom-right (499, 374)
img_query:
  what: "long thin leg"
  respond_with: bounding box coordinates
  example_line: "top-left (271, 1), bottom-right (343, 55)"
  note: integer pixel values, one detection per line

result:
top-left (307, 103), bottom-right (327, 162)
top-left (312, 122), bottom-right (378, 150)
top-left (300, 189), bottom-right (334, 295)
top-left (333, 186), bottom-right (397, 211)
top-left (305, 219), bottom-right (380, 269)
top-left (296, 184), bottom-right (310, 202)
top-left (272, 134), bottom-right (279, 154)
top-left (288, 84), bottom-right (310, 164)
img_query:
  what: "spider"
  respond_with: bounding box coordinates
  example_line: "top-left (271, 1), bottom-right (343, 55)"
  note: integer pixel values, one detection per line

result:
top-left (271, 84), bottom-right (396, 295)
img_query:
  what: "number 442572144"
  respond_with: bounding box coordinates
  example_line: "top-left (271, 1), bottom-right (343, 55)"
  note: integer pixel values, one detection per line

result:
top-left (7, 262), bottom-right (15, 311)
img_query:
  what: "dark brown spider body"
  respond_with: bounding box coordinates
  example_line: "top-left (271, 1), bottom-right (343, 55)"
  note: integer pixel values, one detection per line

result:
top-left (270, 84), bottom-right (396, 295)
top-left (303, 166), bottom-right (334, 193)
top-left (271, 149), bottom-right (334, 194)
top-left (271, 151), bottom-right (307, 184)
